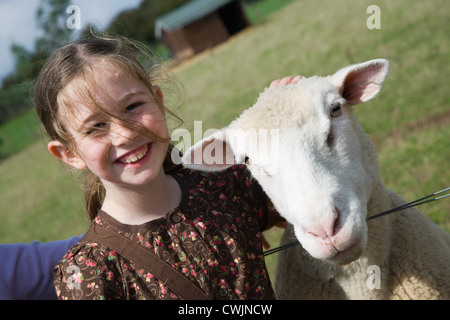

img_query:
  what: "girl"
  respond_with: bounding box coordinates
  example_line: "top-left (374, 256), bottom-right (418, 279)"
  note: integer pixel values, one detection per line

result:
top-left (34, 34), bottom-right (293, 300)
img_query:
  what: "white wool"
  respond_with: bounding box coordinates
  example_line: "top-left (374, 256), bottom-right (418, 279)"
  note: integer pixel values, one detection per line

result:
top-left (182, 59), bottom-right (450, 299)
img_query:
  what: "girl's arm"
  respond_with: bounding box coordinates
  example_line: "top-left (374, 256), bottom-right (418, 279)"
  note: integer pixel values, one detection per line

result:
top-left (0, 236), bottom-right (82, 300)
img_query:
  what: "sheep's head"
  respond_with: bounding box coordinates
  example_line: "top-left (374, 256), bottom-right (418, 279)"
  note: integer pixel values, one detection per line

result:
top-left (182, 59), bottom-right (389, 265)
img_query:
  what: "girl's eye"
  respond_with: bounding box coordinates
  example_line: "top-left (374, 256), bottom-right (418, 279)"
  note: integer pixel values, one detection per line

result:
top-left (86, 123), bottom-right (106, 135)
top-left (126, 102), bottom-right (144, 112)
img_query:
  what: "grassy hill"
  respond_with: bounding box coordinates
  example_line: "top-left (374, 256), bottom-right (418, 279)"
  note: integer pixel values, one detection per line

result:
top-left (0, 0), bottom-right (448, 283)
top-left (173, 0), bottom-right (449, 226)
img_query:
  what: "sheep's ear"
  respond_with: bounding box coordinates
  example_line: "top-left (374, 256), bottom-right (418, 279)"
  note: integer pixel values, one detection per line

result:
top-left (330, 59), bottom-right (389, 105)
top-left (181, 129), bottom-right (238, 172)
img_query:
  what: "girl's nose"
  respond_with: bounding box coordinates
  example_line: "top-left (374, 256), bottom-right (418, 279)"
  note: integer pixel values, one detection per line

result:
top-left (110, 121), bottom-right (138, 146)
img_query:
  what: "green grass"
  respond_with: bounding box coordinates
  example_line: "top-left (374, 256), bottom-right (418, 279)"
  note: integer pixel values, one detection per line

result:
top-left (0, 109), bottom-right (41, 159)
top-left (0, 0), bottom-right (448, 286)
top-left (245, 0), bottom-right (297, 24)
top-left (0, 141), bottom-right (88, 242)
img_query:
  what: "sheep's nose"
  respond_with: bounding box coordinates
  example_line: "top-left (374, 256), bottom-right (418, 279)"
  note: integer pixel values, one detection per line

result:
top-left (305, 208), bottom-right (340, 240)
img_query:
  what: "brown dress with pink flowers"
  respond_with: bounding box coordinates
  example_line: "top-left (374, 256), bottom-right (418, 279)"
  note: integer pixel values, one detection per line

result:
top-left (53, 165), bottom-right (275, 300)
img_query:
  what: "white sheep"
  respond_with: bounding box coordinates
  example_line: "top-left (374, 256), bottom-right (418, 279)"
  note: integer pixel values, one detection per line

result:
top-left (181, 59), bottom-right (450, 299)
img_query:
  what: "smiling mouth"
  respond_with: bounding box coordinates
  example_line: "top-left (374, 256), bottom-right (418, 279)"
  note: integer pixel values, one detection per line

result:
top-left (117, 144), bottom-right (150, 164)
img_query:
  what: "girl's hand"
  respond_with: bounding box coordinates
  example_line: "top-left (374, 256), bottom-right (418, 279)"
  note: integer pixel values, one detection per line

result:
top-left (269, 75), bottom-right (304, 88)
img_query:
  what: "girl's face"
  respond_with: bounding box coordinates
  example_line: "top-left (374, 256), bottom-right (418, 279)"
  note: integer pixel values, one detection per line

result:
top-left (49, 60), bottom-right (170, 190)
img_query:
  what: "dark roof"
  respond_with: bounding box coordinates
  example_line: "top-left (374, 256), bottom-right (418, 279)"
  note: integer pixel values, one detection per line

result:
top-left (155, 0), bottom-right (234, 39)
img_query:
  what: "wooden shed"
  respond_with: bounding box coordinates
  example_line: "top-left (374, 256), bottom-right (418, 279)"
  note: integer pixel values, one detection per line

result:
top-left (155, 0), bottom-right (250, 60)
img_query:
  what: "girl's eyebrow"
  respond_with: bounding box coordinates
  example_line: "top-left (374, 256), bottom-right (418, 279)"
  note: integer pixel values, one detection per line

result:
top-left (118, 90), bottom-right (148, 103)
top-left (77, 90), bottom-right (149, 130)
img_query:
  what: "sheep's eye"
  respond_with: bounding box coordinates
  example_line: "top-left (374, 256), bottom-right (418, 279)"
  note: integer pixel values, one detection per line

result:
top-left (330, 102), bottom-right (343, 117)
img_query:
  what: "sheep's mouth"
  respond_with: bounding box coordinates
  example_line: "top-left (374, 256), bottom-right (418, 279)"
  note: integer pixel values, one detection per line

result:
top-left (328, 241), bottom-right (363, 265)
top-left (302, 231), bottom-right (365, 265)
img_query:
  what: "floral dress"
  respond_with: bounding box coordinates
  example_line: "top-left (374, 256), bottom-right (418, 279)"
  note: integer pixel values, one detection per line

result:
top-left (53, 165), bottom-right (275, 300)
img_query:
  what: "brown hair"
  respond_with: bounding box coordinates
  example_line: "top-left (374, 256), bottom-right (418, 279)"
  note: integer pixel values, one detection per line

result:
top-left (34, 33), bottom-right (182, 220)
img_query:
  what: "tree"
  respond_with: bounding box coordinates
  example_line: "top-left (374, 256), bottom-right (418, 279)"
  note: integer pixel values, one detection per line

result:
top-left (35, 0), bottom-right (73, 54)
top-left (0, 0), bottom-right (193, 125)
top-left (0, 0), bottom-right (73, 125)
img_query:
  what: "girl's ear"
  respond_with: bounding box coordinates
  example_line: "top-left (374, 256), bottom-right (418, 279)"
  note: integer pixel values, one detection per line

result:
top-left (153, 85), bottom-right (164, 106)
top-left (47, 140), bottom-right (87, 170)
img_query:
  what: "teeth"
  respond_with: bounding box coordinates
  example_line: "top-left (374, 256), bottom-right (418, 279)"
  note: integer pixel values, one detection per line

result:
top-left (120, 145), bottom-right (148, 164)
